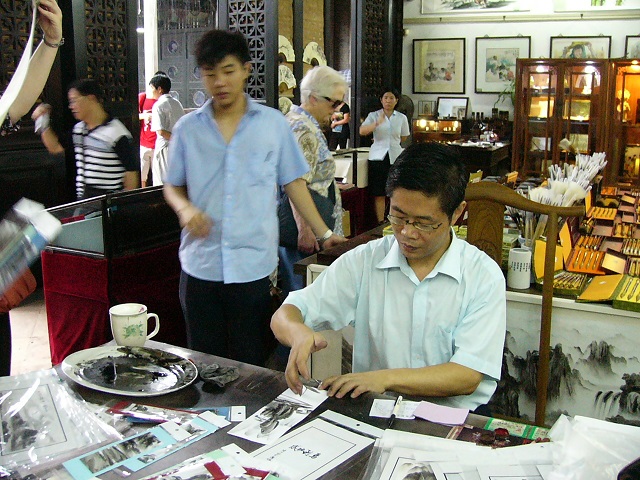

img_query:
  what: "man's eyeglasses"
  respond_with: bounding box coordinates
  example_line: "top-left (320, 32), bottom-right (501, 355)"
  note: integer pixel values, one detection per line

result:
top-left (387, 214), bottom-right (443, 233)
top-left (320, 96), bottom-right (343, 109)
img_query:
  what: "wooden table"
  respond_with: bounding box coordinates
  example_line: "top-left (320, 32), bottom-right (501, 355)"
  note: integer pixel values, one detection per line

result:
top-left (52, 340), bottom-right (489, 479)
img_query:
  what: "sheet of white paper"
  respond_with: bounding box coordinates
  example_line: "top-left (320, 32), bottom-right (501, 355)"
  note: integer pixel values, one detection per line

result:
top-left (378, 447), bottom-right (458, 480)
top-left (252, 418), bottom-right (374, 480)
top-left (536, 464), bottom-right (554, 480)
top-left (0, 2), bottom-right (38, 121)
top-left (228, 388), bottom-right (327, 445)
top-left (370, 399), bottom-right (420, 419)
top-left (477, 464), bottom-right (545, 480)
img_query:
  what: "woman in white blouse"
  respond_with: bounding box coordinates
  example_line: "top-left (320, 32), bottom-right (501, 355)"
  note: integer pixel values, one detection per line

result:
top-left (359, 87), bottom-right (410, 223)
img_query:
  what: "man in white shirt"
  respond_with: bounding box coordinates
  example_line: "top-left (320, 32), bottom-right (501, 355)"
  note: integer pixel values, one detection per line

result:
top-left (271, 142), bottom-right (506, 410)
top-left (150, 73), bottom-right (185, 185)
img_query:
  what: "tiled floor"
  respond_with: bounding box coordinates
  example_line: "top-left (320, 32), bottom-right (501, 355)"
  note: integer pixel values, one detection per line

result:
top-left (9, 288), bottom-right (53, 376)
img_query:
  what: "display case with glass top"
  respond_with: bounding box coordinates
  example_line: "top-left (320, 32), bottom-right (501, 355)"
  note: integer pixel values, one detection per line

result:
top-left (512, 59), bottom-right (609, 179)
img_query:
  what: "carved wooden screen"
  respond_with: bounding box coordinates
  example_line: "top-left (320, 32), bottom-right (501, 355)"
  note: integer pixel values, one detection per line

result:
top-left (0, 2), bottom-right (33, 96)
top-left (227, 0), bottom-right (277, 106)
top-left (81, 0), bottom-right (138, 123)
top-left (353, 0), bottom-right (402, 147)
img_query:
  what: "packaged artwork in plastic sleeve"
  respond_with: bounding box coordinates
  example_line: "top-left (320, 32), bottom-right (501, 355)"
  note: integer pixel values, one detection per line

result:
top-left (0, 198), bottom-right (61, 296)
top-left (0, 368), bottom-right (121, 478)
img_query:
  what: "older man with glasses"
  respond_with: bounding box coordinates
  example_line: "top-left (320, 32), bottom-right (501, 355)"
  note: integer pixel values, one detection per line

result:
top-left (271, 142), bottom-right (506, 412)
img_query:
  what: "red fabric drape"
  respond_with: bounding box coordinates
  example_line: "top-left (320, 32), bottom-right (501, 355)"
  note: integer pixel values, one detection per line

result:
top-left (42, 250), bottom-right (110, 365)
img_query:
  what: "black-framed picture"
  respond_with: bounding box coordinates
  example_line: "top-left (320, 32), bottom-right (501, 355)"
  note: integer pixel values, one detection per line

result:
top-left (626, 35), bottom-right (640, 59)
top-left (549, 36), bottom-right (611, 59)
top-left (413, 38), bottom-right (465, 94)
top-left (475, 36), bottom-right (531, 94)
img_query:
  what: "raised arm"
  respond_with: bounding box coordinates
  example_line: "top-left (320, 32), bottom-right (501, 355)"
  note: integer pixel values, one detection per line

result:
top-left (8, 0), bottom-right (63, 123)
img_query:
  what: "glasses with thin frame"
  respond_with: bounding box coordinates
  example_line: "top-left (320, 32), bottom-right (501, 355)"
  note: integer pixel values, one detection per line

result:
top-left (387, 214), bottom-right (443, 233)
top-left (319, 96), bottom-right (343, 109)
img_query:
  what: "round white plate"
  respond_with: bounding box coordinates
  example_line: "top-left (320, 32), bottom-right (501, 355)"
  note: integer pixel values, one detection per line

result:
top-left (62, 346), bottom-right (198, 397)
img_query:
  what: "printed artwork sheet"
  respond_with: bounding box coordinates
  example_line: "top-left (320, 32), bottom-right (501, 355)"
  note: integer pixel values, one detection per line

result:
top-left (228, 388), bottom-right (327, 445)
top-left (378, 447), bottom-right (459, 480)
top-left (138, 444), bottom-right (280, 480)
top-left (252, 418), bottom-right (374, 480)
top-left (64, 411), bottom-right (228, 480)
top-left (0, 370), bottom-right (112, 466)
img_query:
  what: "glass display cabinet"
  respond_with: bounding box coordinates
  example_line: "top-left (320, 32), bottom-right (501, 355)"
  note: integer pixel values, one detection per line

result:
top-left (512, 59), bottom-right (609, 178)
top-left (606, 60), bottom-right (640, 186)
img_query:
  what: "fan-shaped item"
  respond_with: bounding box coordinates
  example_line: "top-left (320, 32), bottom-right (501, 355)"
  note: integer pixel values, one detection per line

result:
top-left (278, 35), bottom-right (295, 62)
top-left (278, 64), bottom-right (297, 89)
top-left (302, 41), bottom-right (327, 66)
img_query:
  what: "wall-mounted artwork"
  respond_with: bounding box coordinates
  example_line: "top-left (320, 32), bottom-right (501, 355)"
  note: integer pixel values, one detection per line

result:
top-left (413, 39), bottom-right (465, 94)
top-left (475, 36), bottom-right (531, 94)
top-left (550, 36), bottom-right (611, 59)
top-left (626, 35), bottom-right (640, 59)
top-left (490, 296), bottom-right (640, 426)
top-left (421, 0), bottom-right (530, 16)
top-left (554, 0), bottom-right (640, 12)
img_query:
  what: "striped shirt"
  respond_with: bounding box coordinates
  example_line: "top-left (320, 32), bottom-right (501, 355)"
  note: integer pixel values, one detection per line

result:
top-left (72, 118), bottom-right (137, 199)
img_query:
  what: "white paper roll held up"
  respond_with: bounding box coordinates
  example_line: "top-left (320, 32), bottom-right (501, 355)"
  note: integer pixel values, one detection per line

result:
top-left (507, 247), bottom-right (532, 290)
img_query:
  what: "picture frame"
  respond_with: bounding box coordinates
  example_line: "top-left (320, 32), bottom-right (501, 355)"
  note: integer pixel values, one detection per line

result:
top-left (475, 36), bottom-right (531, 94)
top-left (553, 0), bottom-right (640, 13)
top-left (421, 0), bottom-right (530, 16)
top-left (417, 100), bottom-right (437, 117)
top-left (625, 35), bottom-right (640, 59)
top-left (549, 36), bottom-right (611, 59)
top-left (413, 39), bottom-right (465, 94)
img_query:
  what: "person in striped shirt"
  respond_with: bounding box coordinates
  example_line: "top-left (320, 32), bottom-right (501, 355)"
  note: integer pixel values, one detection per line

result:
top-left (33, 78), bottom-right (140, 199)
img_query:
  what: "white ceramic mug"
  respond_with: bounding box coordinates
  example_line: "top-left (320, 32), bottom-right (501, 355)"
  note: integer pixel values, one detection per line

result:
top-left (507, 247), bottom-right (532, 290)
top-left (109, 303), bottom-right (160, 347)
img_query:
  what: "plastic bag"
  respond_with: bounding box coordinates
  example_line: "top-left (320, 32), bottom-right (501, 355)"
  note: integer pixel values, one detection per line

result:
top-left (0, 368), bottom-right (121, 478)
top-left (547, 415), bottom-right (640, 480)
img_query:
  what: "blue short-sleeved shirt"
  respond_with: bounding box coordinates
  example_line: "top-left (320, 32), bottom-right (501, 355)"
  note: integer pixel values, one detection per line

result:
top-left (284, 232), bottom-right (507, 410)
top-left (165, 96), bottom-right (309, 283)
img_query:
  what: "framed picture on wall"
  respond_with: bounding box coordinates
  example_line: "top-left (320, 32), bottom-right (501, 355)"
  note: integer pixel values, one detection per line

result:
top-left (413, 38), bottom-right (465, 94)
top-left (549, 36), bottom-right (611, 59)
top-left (625, 35), bottom-right (640, 59)
top-left (475, 36), bottom-right (531, 93)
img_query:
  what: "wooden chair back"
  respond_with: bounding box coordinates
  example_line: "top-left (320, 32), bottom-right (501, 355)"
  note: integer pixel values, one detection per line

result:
top-left (464, 181), bottom-right (585, 426)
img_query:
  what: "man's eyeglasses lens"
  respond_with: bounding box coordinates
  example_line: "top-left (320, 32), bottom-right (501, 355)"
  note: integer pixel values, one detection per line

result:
top-left (322, 96), bottom-right (342, 109)
top-left (387, 214), bottom-right (442, 233)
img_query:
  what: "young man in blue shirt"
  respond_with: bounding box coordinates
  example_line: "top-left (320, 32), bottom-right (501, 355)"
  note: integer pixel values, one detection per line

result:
top-left (271, 142), bottom-right (506, 410)
top-left (163, 30), bottom-right (344, 366)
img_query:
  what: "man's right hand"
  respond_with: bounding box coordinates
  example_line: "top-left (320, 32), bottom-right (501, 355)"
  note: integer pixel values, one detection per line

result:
top-left (177, 204), bottom-right (213, 238)
top-left (31, 103), bottom-right (51, 121)
top-left (285, 330), bottom-right (328, 395)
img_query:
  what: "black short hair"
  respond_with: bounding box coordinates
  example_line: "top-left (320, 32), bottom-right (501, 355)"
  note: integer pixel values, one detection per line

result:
top-left (380, 86), bottom-right (400, 100)
top-left (386, 142), bottom-right (469, 218)
top-left (68, 78), bottom-right (102, 103)
top-left (194, 29), bottom-right (251, 68)
top-left (149, 74), bottom-right (171, 93)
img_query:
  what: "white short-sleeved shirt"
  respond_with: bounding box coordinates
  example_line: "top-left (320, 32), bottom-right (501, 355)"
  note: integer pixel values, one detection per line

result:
top-left (361, 109), bottom-right (410, 163)
top-left (151, 94), bottom-right (185, 151)
top-left (284, 232), bottom-right (506, 410)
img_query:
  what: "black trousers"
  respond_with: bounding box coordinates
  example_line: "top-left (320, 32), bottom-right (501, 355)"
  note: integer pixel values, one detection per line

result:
top-left (179, 271), bottom-right (272, 367)
top-left (0, 313), bottom-right (11, 376)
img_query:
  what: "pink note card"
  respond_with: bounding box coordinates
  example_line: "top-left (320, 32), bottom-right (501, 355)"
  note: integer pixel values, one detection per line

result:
top-left (413, 401), bottom-right (469, 425)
